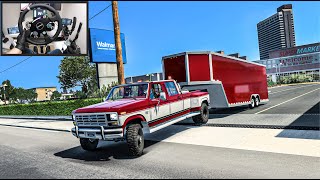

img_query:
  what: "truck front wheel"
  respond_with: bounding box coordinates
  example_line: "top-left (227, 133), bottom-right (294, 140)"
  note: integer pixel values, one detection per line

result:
top-left (126, 124), bottom-right (144, 157)
top-left (192, 103), bottom-right (209, 125)
top-left (80, 138), bottom-right (99, 151)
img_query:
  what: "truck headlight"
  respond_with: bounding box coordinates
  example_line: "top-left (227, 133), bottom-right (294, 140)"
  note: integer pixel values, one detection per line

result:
top-left (110, 113), bottom-right (118, 121)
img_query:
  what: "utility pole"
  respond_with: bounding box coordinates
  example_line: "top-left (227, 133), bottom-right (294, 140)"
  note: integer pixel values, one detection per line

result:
top-left (112, 1), bottom-right (125, 85)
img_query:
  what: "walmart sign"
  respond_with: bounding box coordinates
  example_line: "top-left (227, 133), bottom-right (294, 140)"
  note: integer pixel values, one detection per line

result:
top-left (89, 28), bottom-right (127, 64)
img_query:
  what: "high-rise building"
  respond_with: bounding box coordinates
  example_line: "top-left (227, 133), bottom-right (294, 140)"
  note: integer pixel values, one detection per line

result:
top-left (257, 4), bottom-right (296, 60)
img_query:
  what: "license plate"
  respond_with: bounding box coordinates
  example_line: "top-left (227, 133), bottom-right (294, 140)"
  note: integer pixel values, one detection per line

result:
top-left (86, 132), bottom-right (96, 138)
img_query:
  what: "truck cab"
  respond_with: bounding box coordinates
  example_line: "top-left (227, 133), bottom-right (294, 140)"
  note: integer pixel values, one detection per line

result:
top-left (71, 80), bottom-right (210, 156)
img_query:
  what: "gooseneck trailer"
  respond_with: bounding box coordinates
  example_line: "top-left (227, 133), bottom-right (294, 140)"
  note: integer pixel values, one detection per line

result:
top-left (162, 51), bottom-right (269, 109)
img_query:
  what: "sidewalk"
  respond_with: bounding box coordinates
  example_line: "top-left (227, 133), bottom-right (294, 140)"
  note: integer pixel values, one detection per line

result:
top-left (0, 118), bottom-right (319, 157)
top-left (268, 82), bottom-right (320, 89)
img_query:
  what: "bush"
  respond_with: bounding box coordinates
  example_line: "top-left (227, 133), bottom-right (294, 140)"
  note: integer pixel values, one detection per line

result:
top-left (279, 74), bottom-right (313, 84)
top-left (267, 79), bottom-right (276, 87)
top-left (0, 98), bottom-right (102, 116)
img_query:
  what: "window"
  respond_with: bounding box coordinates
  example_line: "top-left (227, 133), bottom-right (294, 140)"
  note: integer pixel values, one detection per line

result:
top-left (150, 83), bottom-right (163, 99)
top-left (165, 82), bottom-right (179, 96)
top-left (107, 84), bottom-right (148, 100)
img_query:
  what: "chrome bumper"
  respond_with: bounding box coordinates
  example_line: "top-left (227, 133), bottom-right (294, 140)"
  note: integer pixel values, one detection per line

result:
top-left (71, 126), bottom-right (124, 140)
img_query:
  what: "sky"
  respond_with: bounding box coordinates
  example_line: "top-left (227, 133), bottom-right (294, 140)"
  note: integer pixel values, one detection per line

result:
top-left (0, 1), bottom-right (319, 91)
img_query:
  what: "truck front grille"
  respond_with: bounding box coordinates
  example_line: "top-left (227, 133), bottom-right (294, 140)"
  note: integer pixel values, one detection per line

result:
top-left (75, 114), bottom-right (110, 126)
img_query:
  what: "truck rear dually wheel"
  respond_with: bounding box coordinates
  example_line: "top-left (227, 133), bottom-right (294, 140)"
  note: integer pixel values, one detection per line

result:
top-left (192, 103), bottom-right (209, 125)
top-left (249, 97), bottom-right (255, 109)
top-left (80, 138), bottom-right (99, 151)
top-left (126, 124), bottom-right (144, 157)
top-left (254, 96), bottom-right (260, 107)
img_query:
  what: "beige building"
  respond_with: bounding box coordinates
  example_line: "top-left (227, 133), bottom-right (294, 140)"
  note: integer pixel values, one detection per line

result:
top-left (31, 87), bottom-right (57, 101)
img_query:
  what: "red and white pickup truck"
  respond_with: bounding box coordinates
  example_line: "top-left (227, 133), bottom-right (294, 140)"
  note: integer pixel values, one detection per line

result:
top-left (72, 80), bottom-right (210, 156)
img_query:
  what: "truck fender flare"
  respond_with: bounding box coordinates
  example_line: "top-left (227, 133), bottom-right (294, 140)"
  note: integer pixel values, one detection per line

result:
top-left (122, 114), bottom-right (149, 137)
top-left (200, 97), bottom-right (210, 106)
top-left (122, 114), bottom-right (147, 128)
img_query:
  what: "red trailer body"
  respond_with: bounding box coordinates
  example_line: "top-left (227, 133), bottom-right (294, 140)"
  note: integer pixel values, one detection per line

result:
top-left (162, 51), bottom-right (269, 108)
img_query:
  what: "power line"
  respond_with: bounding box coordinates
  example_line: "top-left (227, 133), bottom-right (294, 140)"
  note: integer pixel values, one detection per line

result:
top-left (89, 3), bottom-right (112, 21)
top-left (0, 56), bottom-right (32, 74)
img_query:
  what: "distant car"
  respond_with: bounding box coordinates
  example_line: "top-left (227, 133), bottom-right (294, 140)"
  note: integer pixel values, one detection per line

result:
top-left (71, 80), bottom-right (210, 156)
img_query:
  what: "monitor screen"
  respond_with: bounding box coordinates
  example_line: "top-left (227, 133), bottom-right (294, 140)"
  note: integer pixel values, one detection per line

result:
top-left (7, 27), bottom-right (20, 35)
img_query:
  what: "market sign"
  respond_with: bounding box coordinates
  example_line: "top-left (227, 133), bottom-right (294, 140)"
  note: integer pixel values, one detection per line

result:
top-left (89, 28), bottom-right (127, 64)
top-left (269, 42), bottom-right (320, 59)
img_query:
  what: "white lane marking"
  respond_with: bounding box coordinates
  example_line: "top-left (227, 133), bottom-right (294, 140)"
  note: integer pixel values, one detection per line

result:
top-left (255, 88), bottom-right (320, 114)
top-left (269, 84), bottom-right (318, 95)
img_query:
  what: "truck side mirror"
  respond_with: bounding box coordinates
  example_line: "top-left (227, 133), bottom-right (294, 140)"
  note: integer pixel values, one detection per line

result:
top-left (160, 92), bottom-right (167, 101)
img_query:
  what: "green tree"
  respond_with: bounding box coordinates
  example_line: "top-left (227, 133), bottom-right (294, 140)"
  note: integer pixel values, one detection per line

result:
top-left (1, 80), bottom-right (15, 102)
top-left (57, 56), bottom-right (98, 98)
top-left (51, 91), bottom-right (62, 101)
top-left (11, 88), bottom-right (37, 104)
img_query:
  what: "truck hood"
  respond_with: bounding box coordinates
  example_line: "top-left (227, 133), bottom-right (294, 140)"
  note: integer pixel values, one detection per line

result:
top-left (74, 98), bottom-right (147, 114)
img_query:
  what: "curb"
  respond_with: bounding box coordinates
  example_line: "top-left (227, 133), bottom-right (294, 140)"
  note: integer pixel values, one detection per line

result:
top-left (268, 82), bottom-right (320, 89)
top-left (0, 123), bottom-right (70, 132)
top-left (0, 116), bottom-right (72, 121)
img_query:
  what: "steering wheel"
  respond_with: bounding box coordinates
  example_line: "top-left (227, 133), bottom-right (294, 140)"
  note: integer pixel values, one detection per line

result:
top-left (18, 4), bottom-right (62, 45)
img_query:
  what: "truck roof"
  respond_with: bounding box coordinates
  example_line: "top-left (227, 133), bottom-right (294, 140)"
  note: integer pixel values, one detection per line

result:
top-left (123, 80), bottom-right (175, 86)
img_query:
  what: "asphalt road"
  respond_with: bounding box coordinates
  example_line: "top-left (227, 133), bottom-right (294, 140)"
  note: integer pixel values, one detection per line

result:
top-left (211, 83), bottom-right (320, 115)
top-left (0, 126), bottom-right (319, 179)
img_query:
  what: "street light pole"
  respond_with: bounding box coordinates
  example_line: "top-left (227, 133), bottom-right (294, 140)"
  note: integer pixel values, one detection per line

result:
top-left (112, 1), bottom-right (125, 85)
top-left (273, 65), bottom-right (278, 84)
top-left (1, 84), bottom-right (8, 105)
top-left (279, 62), bottom-right (283, 85)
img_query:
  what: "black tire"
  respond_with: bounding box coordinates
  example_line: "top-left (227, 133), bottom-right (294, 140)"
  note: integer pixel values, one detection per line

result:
top-left (192, 103), bottom-right (209, 125)
top-left (249, 97), bottom-right (255, 109)
top-left (126, 124), bottom-right (144, 157)
top-left (80, 138), bottom-right (99, 151)
top-left (254, 96), bottom-right (260, 107)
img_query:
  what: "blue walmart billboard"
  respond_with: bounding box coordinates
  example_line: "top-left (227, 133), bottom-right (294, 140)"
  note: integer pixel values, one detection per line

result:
top-left (89, 28), bottom-right (127, 64)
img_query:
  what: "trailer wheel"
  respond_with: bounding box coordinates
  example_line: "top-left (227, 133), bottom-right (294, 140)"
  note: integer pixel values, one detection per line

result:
top-left (254, 96), bottom-right (260, 107)
top-left (80, 138), bottom-right (99, 151)
top-left (126, 124), bottom-right (144, 157)
top-left (192, 103), bottom-right (209, 125)
top-left (249, 97), bottom-right (255, 109)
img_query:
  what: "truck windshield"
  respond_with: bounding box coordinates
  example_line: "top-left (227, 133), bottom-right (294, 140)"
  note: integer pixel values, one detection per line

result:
top-left (106, 84), bottom-right (149, 100)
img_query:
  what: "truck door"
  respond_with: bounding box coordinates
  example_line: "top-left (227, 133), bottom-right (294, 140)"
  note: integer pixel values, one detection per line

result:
top-left (149, 83), bottom-right (170, 123)
top-left (164, 81), bottom-right (184, 115)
